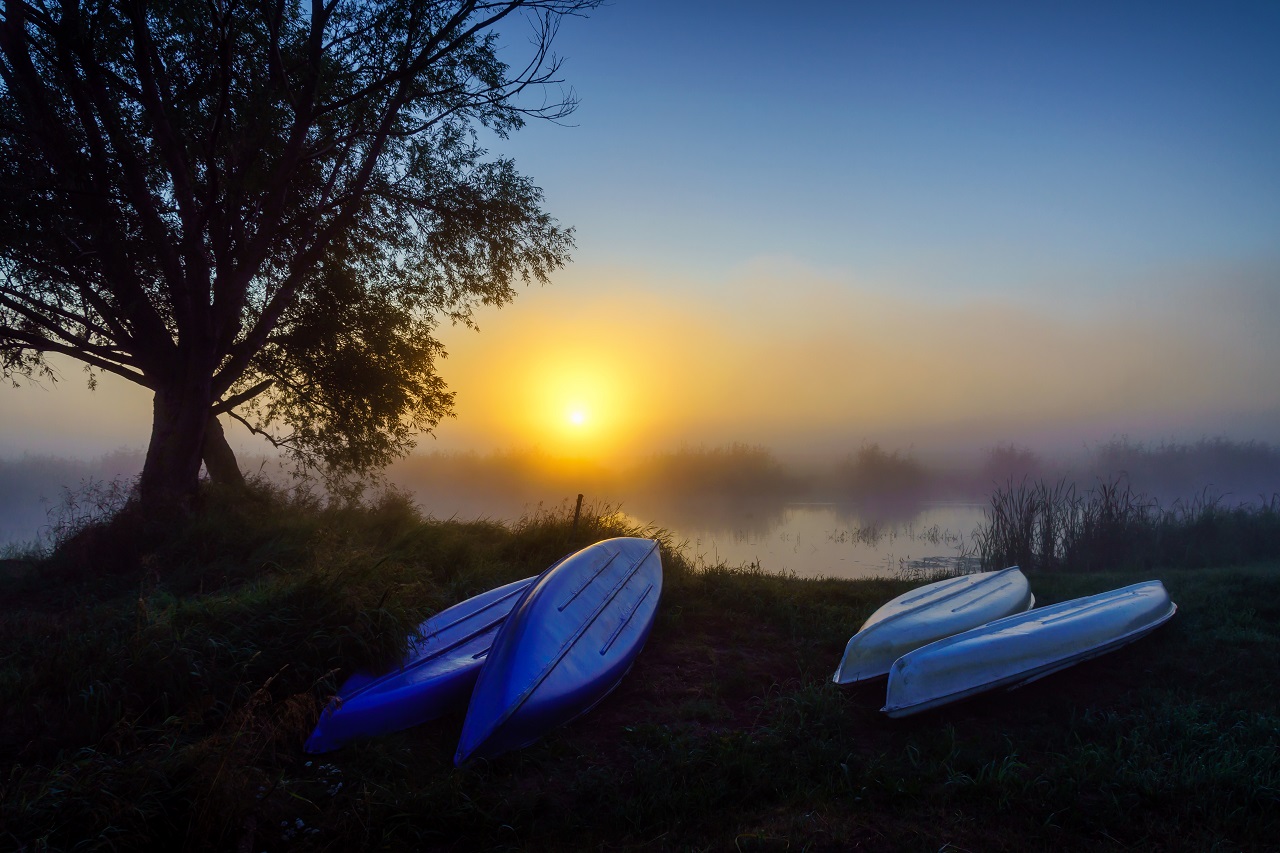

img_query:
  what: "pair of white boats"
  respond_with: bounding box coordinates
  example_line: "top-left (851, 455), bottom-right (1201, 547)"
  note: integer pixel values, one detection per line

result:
top-left (833, 568), bottom-right (1177, 717)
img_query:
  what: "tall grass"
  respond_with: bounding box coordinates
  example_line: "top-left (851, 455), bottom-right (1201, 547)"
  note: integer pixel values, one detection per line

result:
top-left (2, 480), bottom-right (1278, 850)
top-left (973, 476), bottom-right (1280, 572)
top-left (0, 483), bottom-right (686, 850)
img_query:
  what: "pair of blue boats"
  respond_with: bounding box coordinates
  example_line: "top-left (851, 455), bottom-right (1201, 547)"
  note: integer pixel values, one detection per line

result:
top-left (304, 537), bottom-right (663, 763)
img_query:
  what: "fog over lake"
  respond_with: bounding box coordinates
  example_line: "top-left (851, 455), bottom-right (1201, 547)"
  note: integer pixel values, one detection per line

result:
top-left (7, 439), bottom-right (1280, 582)
top-left (618, 500), bottom-right (987, 580)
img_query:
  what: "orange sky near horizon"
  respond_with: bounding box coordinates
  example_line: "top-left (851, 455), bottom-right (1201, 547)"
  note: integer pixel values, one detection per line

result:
top-left (2, 255), bottom-right (1278, 467)
top-left (425, 257), bottom-right (1280, 462)
top-left (4, 3), bottom-right (1280, 471)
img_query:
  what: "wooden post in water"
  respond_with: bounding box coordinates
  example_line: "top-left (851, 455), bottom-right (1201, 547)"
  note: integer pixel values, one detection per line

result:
top-left (570, 493), bottom-right (584, 540)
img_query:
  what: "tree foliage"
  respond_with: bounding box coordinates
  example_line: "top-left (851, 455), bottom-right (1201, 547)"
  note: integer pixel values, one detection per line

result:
top-left (0, 0), bottom-right (592, 506)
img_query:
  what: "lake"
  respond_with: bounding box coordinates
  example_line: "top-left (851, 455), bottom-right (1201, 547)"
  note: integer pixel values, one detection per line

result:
top-left (618, 499), bottom-right (989, 580)
top-left (0, 455), bottom-right (989, 579)
top-left (402, 489), bottom-right (991, 581)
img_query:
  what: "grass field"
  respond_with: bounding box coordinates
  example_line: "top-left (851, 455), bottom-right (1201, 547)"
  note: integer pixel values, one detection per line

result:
top-left (2, 484), bottom-right (1277, 851)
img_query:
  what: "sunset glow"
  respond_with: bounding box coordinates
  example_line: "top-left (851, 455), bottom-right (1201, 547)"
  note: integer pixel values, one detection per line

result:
top-left (500, 350), bottom-right (636, 458)
top-left (3, 1), bottom-right (1278, 471)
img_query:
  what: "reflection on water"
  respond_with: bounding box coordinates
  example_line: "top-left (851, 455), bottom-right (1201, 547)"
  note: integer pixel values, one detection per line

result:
top-left (403, 486), bottom-right (987, 581)
top-left (617, 499), bottom-right (986, 581)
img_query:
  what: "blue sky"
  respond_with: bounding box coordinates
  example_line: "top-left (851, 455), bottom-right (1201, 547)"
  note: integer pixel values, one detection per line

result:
top-left (428, 0), bottom-right (1280, 458)
top-left (495, 0), bottom-right (1279, 293)
top-left (3, 0), bottom-right (1279, 461)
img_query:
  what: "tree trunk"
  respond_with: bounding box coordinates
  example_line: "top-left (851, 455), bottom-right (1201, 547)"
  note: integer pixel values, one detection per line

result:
top-left (202, 414), bottom-right (246, 488)
top-left (138, 378), bottom-right (215, 515)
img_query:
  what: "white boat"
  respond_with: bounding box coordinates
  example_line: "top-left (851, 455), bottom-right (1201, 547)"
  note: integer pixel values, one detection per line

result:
top-left (833, 567), bottom-right (1034, 685)
top-left (882, 580), bottom-right (1177, 718)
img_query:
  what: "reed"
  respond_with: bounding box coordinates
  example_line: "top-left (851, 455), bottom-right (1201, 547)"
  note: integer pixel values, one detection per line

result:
top-left (2, 482), bottom-right (1278, 851)
top-left (973, 476), bottom-right (1280, 572)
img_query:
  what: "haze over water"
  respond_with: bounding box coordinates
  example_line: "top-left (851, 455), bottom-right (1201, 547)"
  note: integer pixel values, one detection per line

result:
top-left (620, 501), bottom-right (987, 581)
top-left (3, 2), bottom-right (1278, 555)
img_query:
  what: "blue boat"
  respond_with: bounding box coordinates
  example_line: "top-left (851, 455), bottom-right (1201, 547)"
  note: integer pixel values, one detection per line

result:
top-left (455, 537), bottom-right (663, 764)
top-left (304, 574), bottom-right (536, 753)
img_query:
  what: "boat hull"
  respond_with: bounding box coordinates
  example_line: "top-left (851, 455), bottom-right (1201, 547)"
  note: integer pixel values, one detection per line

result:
top-left (833, 567), bottom-right (1034, 685)
top-left (455, 537), bottom-right (663, 764)
top-left (304, 575), bottom-right (535, 753)
top-left (882, 580), bottom-right (1177, 718)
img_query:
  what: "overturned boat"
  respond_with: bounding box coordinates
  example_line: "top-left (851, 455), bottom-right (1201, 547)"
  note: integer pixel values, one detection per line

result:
top-left (833, 567), bottom-right (1034, 685)
top-left (455, 537), bottom-right (663, 765)
top-left (304, 574), bottom-right (536, 753)
top-left (882, 579), bottom-right (1177, 718)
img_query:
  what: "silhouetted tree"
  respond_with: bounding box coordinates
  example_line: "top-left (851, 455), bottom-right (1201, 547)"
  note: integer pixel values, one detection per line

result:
top-left (839, 442), bottom-right (929, 502)
top-left (0, 0), bottom-right (593, 512)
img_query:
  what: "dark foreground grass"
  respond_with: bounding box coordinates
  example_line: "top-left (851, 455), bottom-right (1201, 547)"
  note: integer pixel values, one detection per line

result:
top-left (2, 484), bottom-right (1278, 851)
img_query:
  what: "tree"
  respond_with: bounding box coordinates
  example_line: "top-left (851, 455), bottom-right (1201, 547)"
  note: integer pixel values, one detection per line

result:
top-left (0, 0), bottom-right (593, 512)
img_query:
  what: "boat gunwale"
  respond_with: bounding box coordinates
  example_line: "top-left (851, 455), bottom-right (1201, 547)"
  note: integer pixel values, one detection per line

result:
top-left (429, 577), bottom-right (538, 637)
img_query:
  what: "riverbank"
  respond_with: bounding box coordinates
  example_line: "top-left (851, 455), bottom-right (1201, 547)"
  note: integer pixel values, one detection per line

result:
top-left (2, 485), bottom-right (1277, 851)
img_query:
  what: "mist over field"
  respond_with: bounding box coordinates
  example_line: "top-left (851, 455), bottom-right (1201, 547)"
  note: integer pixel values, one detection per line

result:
top-left (6, 436), bottom-right (1280, 554)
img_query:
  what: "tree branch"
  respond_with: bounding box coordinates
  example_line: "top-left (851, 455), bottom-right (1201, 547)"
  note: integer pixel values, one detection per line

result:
top-left (212, 378), bottom-right (274, 415)
top-left (1, 329), bottom-right (150, 387)
top-left (126, 0), bottom-right (211, 336)
top-left (0, 282), bottom-right (119, 344)
top-left (227, 408), bottom-right (296, 450)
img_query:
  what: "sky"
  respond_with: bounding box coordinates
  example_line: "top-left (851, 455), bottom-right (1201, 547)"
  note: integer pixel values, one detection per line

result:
top-left (3, 0), bottom-right (1279, 466)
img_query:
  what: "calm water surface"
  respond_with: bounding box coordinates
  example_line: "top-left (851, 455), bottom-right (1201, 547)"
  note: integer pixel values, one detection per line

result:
top-left (616, 500), bottom-right (988, 580)
top-left (396, 488), bottom-right (989, 581)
